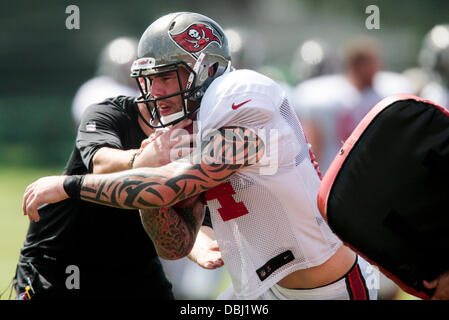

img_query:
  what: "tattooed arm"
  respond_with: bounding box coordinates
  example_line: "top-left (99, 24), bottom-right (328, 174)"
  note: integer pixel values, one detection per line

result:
top-left (23, 126), bottom-right (264, 222)
top-left (139, 201), bottom-right (205, 260)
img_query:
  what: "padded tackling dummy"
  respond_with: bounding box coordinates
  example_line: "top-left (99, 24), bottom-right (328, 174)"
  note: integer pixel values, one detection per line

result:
top-left (317, 94), bottom-right (449, 299)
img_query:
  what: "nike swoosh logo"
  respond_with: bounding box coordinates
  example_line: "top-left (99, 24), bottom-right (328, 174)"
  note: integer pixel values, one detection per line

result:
top-left (232, 99), bottom-right (252, 110)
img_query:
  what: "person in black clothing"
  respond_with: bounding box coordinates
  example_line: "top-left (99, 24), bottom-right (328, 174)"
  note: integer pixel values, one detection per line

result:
top-left (13, 95), bottom-right (212, 299)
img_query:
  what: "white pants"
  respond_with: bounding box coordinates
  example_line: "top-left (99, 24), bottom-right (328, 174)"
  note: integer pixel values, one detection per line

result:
top-left (218, 255), bottom-right (378, 300)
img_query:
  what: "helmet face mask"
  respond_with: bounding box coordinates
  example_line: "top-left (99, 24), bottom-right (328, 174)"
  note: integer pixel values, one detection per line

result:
top-left (132, 60), bottom-right (200, 128)
top-left (130, 12), bottom-right (231, 128)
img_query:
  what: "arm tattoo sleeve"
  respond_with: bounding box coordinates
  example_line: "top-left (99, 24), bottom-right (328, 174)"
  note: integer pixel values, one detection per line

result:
top-left (78, 126), bottom-right (265, 209)
top-left (139, 201), bottom-right (205, 260)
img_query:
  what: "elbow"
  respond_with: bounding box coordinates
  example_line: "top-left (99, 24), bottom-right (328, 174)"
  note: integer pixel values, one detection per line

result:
top-left (91, 156), bottom-right (111, 174)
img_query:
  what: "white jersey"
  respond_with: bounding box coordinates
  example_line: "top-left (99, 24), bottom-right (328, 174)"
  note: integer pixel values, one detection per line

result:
top-left (293, 71), bottom-right (413, 173)
top-left (293, 74), bottom-right (382, 173)
top-left (197, 69), bottom-right (342, 300)
top-left (373, 71), bottom-right (415, 98)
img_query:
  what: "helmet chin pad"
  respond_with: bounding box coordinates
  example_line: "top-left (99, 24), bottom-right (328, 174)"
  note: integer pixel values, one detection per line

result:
top-left (160, 110), bottom-right (186, 125)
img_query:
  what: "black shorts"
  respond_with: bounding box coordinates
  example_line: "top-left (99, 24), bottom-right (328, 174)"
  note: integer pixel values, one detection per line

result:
top-left (13, 257), bottom-right (174, 300)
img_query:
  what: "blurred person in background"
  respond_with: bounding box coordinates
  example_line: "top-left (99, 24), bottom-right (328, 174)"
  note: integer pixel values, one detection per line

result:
top-left (290, 38), bottom-right (340, 86)
top-left (373, 70), bottom-right (415, 98)
top-left (13, 35), bottom-right (221, 300)
top-left (289, 38), bottom-right (340, 127)
top-left (293, 36), bottom-right (413, 174)
top-left (224, 27), bottom-right (266, 71)
top-left (292, 37), bottom-right (414, 300)
top-left (401, 66), bottom-right (432, 97)
top-left (71, 37), bottom-right (140, 126)
top-left (419, 23), bottom-right (449, 108)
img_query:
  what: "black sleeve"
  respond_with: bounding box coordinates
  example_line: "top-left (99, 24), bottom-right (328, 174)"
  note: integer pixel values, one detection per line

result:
top-left (76, 102), bottom-right (126, 172)
top-left (201, 206), bottom-right (213, 228)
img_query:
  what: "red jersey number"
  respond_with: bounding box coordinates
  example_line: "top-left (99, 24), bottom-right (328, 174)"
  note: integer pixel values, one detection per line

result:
top-left (205, 182), bottom-right (249, 221)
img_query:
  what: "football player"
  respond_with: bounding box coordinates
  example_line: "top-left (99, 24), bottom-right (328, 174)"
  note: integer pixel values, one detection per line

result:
top-left (292, 37), bottom-right (413, 174)
top-left (71, 37), bottom-right (140, 126)
top-left (23, 12), bottom-right (377, 300)
top-left (419, 23), bottom-right (449, 108)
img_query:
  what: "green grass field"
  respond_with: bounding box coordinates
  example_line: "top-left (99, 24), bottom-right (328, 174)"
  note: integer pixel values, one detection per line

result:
top-left (0, 165), bottom-right (62, 299)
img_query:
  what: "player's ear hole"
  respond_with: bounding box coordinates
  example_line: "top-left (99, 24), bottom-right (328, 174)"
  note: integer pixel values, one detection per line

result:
top-left (208, 62), bottom-right (219, 77)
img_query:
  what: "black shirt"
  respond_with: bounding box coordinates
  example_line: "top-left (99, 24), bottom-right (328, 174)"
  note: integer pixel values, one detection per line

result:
top-left (20, 96), bottom-right (158, 282)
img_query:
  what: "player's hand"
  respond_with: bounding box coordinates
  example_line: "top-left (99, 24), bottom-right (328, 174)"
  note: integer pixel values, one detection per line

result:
top-left (22, 176), bottom-right (69, 223)
top-left (192, 239), bottom-right (224, 269)
top-left (423, 270), bottom-right (449, 300)
top-left (133, 119), bottom-right (195, 168)
top-left (188, 226), bottom-right (224, 269)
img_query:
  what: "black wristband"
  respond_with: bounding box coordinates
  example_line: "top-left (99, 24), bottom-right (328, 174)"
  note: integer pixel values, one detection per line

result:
top-left (63, 175), bottom-right (85, 199)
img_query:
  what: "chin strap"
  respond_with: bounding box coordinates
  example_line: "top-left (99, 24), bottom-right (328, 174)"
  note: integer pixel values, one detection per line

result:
top-left (160, 110), bottom-right (186, 125)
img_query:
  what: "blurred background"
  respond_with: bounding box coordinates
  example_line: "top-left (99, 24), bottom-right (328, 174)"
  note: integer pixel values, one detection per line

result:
top-left (1, 0), bottom-right (448, 300)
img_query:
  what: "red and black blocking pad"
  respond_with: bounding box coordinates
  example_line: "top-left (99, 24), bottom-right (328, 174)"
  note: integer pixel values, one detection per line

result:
top-left (318, 94), bottom-right (449, 299)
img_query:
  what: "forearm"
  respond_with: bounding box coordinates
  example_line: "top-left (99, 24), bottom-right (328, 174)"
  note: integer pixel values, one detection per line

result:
top-left (74, 162), bottom-right (205, 209)
top-left (92, 147), bottom-right (138, 174)
top-left (139, 203), bottom-right (205, 260)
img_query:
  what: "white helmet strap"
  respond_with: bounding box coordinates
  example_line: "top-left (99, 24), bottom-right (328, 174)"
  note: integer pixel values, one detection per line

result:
top-left (186, 52), bottom-right (207, 92)
top-left (160, 110), bottom-right (186, 125)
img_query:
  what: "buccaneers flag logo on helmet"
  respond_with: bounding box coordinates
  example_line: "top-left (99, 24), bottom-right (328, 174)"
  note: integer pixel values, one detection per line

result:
top-left (170, 23), bottom-right (222, 55)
